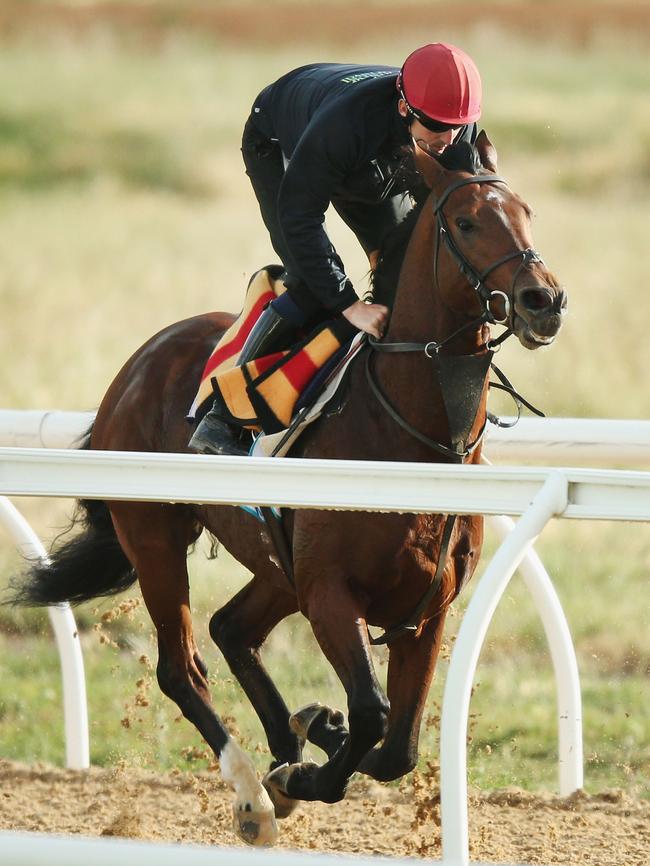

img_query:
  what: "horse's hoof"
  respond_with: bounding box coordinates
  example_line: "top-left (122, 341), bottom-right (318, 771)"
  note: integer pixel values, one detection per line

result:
top-left (232, 804), bottom-right (278, 846)
top-left (289, 702), bottom-right (323, 742)
top-left (262, 763), bottom-right (300, 819)
top-left (289, 702), bottom-right (345, 741)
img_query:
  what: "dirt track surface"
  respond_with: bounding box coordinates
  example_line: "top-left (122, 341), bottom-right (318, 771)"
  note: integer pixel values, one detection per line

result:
top-left (1, 762), bottom-right (649, 865)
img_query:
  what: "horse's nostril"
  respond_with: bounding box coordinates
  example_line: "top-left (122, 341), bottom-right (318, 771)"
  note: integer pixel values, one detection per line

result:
top-left (520, 287), bottom-right (553, 312)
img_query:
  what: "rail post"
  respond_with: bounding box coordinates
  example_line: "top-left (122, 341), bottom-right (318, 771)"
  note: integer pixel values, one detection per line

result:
top-left (0, 497), bottom-right (89, 770)
top-left (440, 472), bottom-right (569, 866)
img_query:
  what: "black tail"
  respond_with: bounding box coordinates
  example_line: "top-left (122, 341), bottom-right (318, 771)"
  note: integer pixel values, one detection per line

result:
top-left (8, 428), bottom-right (137, 607)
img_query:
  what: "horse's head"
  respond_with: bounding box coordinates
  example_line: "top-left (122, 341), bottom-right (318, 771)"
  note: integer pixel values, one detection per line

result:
top-left (416, 132), bottom-right (567, 350)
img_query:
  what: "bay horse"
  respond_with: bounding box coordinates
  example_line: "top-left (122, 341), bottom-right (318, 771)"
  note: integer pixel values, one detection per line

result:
top-left (14, 133), bottom-right (566, 846)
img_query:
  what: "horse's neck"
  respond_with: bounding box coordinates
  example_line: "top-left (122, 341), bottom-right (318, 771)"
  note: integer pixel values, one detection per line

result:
top-left (371, 200), bottom-right (490, 457)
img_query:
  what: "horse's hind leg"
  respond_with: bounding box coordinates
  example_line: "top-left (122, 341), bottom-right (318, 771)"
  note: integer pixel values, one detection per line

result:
top-left (359, 610), bottom-right (448, 781)
top-left (209, 575), bottom-right (301, 771)
top-left (210, 573), bottom-right (316, 819)
top-left (109, 502), bottom-right (277, 846)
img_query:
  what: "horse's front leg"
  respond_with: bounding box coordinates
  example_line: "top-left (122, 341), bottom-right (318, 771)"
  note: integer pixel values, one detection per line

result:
top-left (361, 517), bottom-right (481, 781)
top-left (359, 609), bottom-right (448, 781)
top-left (266, 570), bottom-right (390, 804)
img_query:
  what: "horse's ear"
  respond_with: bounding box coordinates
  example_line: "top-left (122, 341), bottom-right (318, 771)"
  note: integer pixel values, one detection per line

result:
top-left (414, 150), bottom-right (448, 190)
top-left (475, 130), bottom-right (498, 172)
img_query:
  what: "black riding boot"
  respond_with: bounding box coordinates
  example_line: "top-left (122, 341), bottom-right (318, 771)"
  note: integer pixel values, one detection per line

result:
top-left (189, 304), bottom-right (297, 456)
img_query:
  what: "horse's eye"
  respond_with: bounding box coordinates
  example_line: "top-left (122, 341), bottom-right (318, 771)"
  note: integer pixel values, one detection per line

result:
top-left (456, 218), bottom-right (474, 233)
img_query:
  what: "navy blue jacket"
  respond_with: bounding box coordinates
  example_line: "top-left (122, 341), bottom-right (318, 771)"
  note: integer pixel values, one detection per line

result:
top-left (250, 64), bottom-right (419, 312)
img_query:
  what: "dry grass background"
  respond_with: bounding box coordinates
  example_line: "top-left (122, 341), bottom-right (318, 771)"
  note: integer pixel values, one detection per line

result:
top-left (0, 4), bottom-right (648, 416)
top-left (0, 1), bottom-right (648, 800)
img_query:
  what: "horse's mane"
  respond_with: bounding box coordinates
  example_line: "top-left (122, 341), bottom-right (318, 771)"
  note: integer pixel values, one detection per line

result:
top-left (372, 141), bottom-right (485, 307)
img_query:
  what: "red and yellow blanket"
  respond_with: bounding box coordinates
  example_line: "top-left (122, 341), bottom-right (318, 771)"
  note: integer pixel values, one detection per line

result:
top-left (189, 268), bottom-right (356, 435)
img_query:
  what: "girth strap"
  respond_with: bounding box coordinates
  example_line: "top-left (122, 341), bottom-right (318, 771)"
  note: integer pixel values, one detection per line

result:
top-left (260, 507), bottom-right (295, 587)
top-left (368, 513), bottom-right (457, 646)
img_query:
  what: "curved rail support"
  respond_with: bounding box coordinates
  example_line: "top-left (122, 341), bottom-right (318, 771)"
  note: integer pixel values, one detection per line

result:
top-left (486, 513), bottom-right (583, 796)
top-left (0, 497), bottom-right (89, 770)
top-left (440, 472), bottom-right (569, 866)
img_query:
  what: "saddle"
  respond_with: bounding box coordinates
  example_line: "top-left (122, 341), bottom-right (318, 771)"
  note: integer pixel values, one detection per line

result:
top-left (188, 268), bottom-right (361, 455)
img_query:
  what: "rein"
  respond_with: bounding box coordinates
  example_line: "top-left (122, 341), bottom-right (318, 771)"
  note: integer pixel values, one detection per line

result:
top-left (367, 171), bottom-right (545, 462)
top-left (365, 349), bottom-right (488, 462)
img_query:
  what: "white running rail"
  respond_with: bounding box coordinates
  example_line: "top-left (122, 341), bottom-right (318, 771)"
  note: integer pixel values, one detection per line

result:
top-left (0, 497), bottom-right (89, 771)
top-left (1, 409), bottom-right (649, 465)
top-left (1, 425), bottom-right (649, 865)
top-left (0, 448), bottom-right (649, 520)
top-left (440, 472), bottom-right (570, 865)
top-left (0, 410), bottom-right (94, 449)
top-left (0, 832), bottom-right (523, 866)
top-left (484, 511), bottom-right (582, 797)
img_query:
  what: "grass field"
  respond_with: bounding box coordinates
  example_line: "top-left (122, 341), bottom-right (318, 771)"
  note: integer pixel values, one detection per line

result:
top-left (0, 2), bottom-right (649, 800)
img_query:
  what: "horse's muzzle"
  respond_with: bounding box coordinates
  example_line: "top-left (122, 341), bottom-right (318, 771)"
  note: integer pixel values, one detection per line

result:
top-left (513, 285), bottom-right (567, 350)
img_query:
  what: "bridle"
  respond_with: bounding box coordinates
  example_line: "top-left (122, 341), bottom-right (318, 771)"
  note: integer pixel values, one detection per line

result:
top-left (264, 174), bottom-right (548, 644)
top-left (431, 174), bottom-right (544, 340)
top-left (365, 172), bottom-right (546, 646)
top-left (366, 171), bottom-right (545, 463)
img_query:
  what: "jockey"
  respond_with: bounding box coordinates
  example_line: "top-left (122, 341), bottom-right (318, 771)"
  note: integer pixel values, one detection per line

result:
top-left (190, 43), bottom-right (482, 455)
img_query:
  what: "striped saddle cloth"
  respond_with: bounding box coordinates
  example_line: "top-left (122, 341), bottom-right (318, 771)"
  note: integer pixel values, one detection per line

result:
top-left (188, 267), bottom-right (358, 438)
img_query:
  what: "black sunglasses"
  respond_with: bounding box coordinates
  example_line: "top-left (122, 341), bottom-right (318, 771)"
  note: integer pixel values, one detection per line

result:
top-left (405, 102), bottom-right (459, 133)
top-left (398, 83), bottom-right (461, 133)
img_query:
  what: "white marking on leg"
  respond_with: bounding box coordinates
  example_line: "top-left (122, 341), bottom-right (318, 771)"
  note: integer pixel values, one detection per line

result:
top-left (220, 738), bottom-right (274, 812)
top-left (220, 738), bottom-right (278, 846)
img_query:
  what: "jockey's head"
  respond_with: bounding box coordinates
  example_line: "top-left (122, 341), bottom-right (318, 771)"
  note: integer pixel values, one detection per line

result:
top-left (397, 43), bottom-right (482, 158)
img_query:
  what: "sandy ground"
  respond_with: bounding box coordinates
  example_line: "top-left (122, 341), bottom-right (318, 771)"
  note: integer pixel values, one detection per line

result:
top-left (1, 761), bottom-right (648, 865)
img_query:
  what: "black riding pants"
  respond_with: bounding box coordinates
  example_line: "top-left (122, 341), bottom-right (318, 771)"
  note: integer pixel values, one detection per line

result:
top-left (241, 115), bottom-right (412, 319)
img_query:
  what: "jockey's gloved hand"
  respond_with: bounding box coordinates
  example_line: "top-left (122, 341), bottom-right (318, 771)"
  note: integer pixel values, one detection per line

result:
top-left (342, 299), bottom-right (389, 339)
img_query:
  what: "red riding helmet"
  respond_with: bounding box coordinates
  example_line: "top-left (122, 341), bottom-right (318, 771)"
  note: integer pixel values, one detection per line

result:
top-left (397, 43), bottom-right (482, 127)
